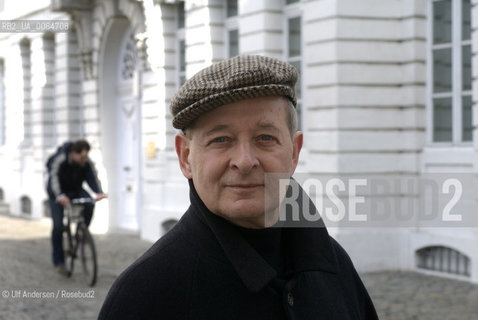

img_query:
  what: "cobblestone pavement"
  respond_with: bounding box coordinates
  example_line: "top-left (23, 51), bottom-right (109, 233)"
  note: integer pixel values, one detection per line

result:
top-left (0, 214), bottom-right (151, 320)
top-left (362, 271), bottom-right (478, 320)
top-left (1, 213), bottom-right (478, 320)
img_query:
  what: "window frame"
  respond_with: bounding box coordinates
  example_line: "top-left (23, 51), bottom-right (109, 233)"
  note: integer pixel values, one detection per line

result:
top-left (0, 59), bottom-right (4, 146)
top-left (426, 0), bottom-right (473, 145)
top-left (225, 0), bottom-right (239, 58)
top-left (283, 1), bottom-right (304, 131)
top-left (176, 1), bottom-right (186, 89)
top-left (20, 38), bottom-right (32, 147)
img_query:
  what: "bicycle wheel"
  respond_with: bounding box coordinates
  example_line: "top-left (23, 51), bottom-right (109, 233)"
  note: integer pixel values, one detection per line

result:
top-left (62, 225), bottom-right (74, 277)
top-left (76, 224), bottom-right (98, 287)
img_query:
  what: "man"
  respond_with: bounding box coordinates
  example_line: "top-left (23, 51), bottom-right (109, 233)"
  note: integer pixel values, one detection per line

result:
top-left (99, 55), bottom-right (378, 319)
top-left (46, 139), bottom-right (105, 275)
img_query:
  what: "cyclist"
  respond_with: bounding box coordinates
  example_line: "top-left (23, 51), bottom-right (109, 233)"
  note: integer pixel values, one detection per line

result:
top-left (46, 139), bottom-right (105, 276)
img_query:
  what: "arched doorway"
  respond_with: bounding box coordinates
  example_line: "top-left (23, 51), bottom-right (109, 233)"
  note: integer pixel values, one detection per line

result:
top-left (100, 17), bottom-right (141, 232)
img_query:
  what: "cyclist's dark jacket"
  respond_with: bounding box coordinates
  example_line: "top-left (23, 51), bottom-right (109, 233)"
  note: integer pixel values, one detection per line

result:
top-left (99, 179), bottom-right (378, 320)
top-left (46, 142), bottom-right (102, 200)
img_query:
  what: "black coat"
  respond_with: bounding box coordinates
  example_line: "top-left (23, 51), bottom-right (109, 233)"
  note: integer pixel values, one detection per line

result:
top-left (99, 180), bottom-right (378, 320)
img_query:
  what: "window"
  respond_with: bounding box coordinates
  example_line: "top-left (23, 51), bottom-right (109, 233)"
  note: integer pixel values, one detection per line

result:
top-left (226, 0), bottom-right (238, 18)
top-left (176, 1), bottom-right (186, 88)
top-left (429, 0), bottom-right (472, 143)
top-left (284, 1), bottom-right (302, 130)
top-left (178, 39), bottom-right (186, 85)
top-left (228, 29), bottom-right (239, 58)
top-left (43, 33), bottom-right (56, 147)
top-left (177, 0), bottom-right (185, 29)
top-left (225, 0), bottom-right (239, 58)
top-left (20, 38), bottom-right (32, 145)
top-left (0, 60), bottom-right (4, 145)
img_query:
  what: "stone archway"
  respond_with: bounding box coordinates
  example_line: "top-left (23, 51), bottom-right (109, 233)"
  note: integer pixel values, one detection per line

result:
top-left (99, 17), bottom-right (142, 232)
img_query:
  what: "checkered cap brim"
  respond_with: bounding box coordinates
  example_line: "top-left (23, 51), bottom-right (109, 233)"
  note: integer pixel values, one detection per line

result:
top-left (170, 55), bottom-right (298, 130)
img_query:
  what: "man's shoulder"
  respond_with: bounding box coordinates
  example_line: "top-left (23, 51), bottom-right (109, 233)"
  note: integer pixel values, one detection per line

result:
top-left (54, 142), bottom-right (73, 158)
top-left (99, 216), bottom-right (200, 319)
top-left (327, 235), bottom-right (366, 279)
top-left (118, 217), bottom-right (199, 285)
top-left (326, 235), bottom-right (369, 291)
top-left (328, 236), bottom-right (354, 265)
top-left (49, 142), bottom-right (72, 163)
top-left (327, 235), bottom-right (379, 319)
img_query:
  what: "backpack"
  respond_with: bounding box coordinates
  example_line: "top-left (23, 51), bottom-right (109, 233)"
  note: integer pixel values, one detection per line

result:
top-left (46, 142), bottom-right (72, 174)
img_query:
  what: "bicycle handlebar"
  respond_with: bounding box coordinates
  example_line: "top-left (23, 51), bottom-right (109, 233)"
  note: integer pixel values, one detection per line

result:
top-left (70, 198), bottom-right (94, 204)
top-left (70, 195), bottom-right (107, 205)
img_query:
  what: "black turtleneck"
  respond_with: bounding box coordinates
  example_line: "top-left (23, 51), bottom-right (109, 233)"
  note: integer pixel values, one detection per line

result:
top-left (232, 223), bottom-right (285, 276)
top-left (230, 222), bottom-right (291, 296)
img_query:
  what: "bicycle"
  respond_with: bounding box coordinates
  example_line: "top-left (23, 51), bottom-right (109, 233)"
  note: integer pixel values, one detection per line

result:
top-left (62, 197), bottom-right (102, 287)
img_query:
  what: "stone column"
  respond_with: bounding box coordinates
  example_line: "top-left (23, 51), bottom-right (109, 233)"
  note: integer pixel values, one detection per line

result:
top-left (30, 35), bottom-right (56, 153)
top-left (54, 29), bottom-right (82, 143)
top-left (239, 0), bottom-right (283, 58)
top-left (185, 0), bottom-right (225, 76)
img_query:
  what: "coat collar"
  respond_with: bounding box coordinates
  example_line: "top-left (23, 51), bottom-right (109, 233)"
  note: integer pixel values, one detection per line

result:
top-left (188, 178), bottom-right (338, 292)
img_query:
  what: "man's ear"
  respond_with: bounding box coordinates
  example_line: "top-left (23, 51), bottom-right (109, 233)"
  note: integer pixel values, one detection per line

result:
top-left (290, 131), bottom-right (303, 174)
top-left (175, 133), bottom-right (193, 179)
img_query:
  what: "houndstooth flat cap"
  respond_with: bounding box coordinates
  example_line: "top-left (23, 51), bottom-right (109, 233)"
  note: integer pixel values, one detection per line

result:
top-left (170, 55), bottom-right (298, 130)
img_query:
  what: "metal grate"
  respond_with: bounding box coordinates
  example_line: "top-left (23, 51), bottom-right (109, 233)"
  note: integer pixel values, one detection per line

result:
top-left (20, 196), bottom-right (32, 215)
top-left (161, 219), bottom-right (178, 235)
top-left (43, 199), bottom-right (51, 217)
top-left (416, 246), bottom-right (470, 277)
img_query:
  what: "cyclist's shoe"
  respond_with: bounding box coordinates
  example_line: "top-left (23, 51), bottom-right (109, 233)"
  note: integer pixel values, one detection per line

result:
top-left (55, 264), bottom-right (69, 277)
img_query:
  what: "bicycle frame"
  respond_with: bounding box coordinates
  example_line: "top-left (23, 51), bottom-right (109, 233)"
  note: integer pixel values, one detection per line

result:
top-left (62, 197), bottom-right (99, 286)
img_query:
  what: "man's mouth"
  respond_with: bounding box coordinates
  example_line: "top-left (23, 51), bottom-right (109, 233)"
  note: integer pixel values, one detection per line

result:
top-left (226, 184), bottom-right (264, 189)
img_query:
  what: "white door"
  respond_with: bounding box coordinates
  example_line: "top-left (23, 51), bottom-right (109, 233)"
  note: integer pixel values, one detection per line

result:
top-left (116, 30), bottom-right (140, 231)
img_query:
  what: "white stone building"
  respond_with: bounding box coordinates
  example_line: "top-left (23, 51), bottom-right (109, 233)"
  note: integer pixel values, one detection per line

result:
top-left (0, 0), bottom-right (477, 283)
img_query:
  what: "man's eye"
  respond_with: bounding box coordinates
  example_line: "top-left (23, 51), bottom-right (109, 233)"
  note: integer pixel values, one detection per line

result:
top-left (259, 135), bottom-right (274, 141)
top-left (212, 137), bottom-right (227, 143)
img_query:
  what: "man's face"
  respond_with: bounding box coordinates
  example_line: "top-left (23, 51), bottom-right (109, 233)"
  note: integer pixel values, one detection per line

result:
top-left (175, 96), bottom-right (303, 228)
top-left (71, 150), bottom-right (88, 166)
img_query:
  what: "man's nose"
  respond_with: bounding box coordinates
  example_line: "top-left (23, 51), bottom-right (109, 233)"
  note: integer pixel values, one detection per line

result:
top-left (230, 141), bottom-right (259, 173)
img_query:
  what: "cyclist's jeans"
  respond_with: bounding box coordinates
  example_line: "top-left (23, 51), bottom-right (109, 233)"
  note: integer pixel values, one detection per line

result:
top-left (49, 189), bottom-right (94, 267)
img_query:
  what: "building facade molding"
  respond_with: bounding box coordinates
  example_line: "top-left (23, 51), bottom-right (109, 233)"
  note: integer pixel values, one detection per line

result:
top-left (54, 0), bottom-right (150, 79)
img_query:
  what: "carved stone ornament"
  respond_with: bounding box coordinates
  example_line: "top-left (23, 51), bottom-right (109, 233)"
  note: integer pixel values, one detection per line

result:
top-left (122, 102), bottom-right (135, 118)
top-left (121, 32), bottom-right (138, 80)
